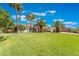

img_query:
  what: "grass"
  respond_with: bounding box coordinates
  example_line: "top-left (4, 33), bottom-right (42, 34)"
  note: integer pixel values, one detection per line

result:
top-left (0, 32), bottom-right (79, 56)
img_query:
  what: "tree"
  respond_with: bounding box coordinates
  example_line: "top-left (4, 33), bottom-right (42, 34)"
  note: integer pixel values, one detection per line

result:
top-left (36, 19), bottom-right (46, 32)
top-left (26, 13), bottom-right (36, 32)
top-left (8, 3), bottom-right (22, 32)
top-left (0, 7), bottom-right (14, 32)
top-left (53, 20), bottom-right (65, 33)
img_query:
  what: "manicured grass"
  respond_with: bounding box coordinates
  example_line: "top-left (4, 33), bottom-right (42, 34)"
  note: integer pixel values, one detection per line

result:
top-left (0, 32), bottom-right (79, 56)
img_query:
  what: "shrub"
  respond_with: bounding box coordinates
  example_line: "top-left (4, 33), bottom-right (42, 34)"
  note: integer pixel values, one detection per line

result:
top-left (2, 28), bottom-right (7, 33)
top-left (0, 35), bottom-right (7, 41)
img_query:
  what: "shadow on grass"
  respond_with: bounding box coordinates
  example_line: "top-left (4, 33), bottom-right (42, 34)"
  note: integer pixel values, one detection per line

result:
top-left (0, 35), bottom-right (8, 42)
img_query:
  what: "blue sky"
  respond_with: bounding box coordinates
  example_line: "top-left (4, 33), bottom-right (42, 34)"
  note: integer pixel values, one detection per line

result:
top-left (0, 3), bottom-right (79, 28)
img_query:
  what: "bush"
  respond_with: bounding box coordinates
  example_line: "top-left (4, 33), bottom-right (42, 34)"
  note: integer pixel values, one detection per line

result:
top-left (0, 35), bottom-right (7, 41)
top-left (2, 28), bottom-right (7, 33)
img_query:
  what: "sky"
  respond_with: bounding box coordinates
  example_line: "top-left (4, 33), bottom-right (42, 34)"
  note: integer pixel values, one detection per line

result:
top-left (0, 3), bottom-right (79, 28)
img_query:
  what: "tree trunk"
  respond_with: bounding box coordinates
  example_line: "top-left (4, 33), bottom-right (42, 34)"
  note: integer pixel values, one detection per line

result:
top-left (56, 26), bottom-right (60, 33)
top-left (15, 8), bottom-right (19, 33)
top-left (14, 4), bottom-right (19, 33)
top-left (30, 21), bottom-right (32, 32)
top-left (40, 26), bottom-right (43, 32)
top-left (19, 9), bottom-right (22, 32)
top-left (33, 20), bottom-right (34, 32)
top-left (37, 19), bottom-right (39, 32)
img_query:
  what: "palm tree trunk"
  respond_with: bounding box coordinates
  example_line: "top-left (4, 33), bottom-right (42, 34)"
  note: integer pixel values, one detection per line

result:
top-left (37, 19), bottom-right (39, 32)
top-left (14, 4), bottom-right (19, 33)
top-left (30, 21), bottom-right (32, 32)
top-left (16, 9), bottom-right (19, 33)
top-left (56, 26), bottom-right (60, 33)
top-left (19, 9), bottom-right (22, 32)
top-left (33, 20), bottom-right (34, 32)
top-left (40, 26), bottom-right (43, 32)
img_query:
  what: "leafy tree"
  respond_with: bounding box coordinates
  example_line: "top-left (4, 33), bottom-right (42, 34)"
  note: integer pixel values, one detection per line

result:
top-left (0, 7), bottom-right (14, 32)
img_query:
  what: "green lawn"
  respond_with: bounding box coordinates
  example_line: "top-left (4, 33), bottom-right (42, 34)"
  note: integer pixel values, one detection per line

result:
top-left (0, 32), bottom-right (79, 56)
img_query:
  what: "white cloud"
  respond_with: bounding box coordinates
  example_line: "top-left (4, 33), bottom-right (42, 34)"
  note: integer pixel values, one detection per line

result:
top-left (22, 11), bottom-right (26, 13)
top-left (37, 17), bottom-right (41, 19)
top-left (12, 15), bottom-right (26, 21)
top-left (12, 15), bottom-right (19, 19)
top-left (28, 10), bottom-right (56, 17)
top-left (48, 10), bottom-right (56, 14)
top-left (63, 21), bottom-right (78, 28)
top-left (65, 25), bottom-right (73, 28)
top-left (63, 22), bottom-right (78, 25)
top-left (12, 15), bottom-right (15, 19)
top-left (47, 25), bottom-right (51, 27)
top-left (32, 12), bottom-right (46, 16)
top-left (21, 15), bottom-right (26, 21)
top-left (53, 19), bottom-right (64, 22)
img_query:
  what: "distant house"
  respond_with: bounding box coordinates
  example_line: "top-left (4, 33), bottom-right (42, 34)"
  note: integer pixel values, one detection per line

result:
top-left (63, 28), bottom-right (71, 32)
top-left (24, 25), bottom-right (56, 32)
top-left (43, 26), bottom-right (55, 32)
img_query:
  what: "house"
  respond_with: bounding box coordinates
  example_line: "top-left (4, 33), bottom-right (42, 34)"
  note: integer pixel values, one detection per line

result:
top-left (24, 24), bottom-right (56, 32)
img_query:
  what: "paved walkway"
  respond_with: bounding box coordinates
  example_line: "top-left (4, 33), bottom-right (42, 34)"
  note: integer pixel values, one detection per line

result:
top-left (60, 32), bottom-right (79, 35)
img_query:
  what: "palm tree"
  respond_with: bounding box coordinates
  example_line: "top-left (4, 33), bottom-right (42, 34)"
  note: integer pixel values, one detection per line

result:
top-left (37, 19), bottom-right (46, 32)
top-left (8, 3), bottom-right (22, 32)
top-left (18, 4), bottom-right (23, 32)
top-left (53, 20), bottom-right (65, 33)
top-left (26, 13), bottom-right (35, 32)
